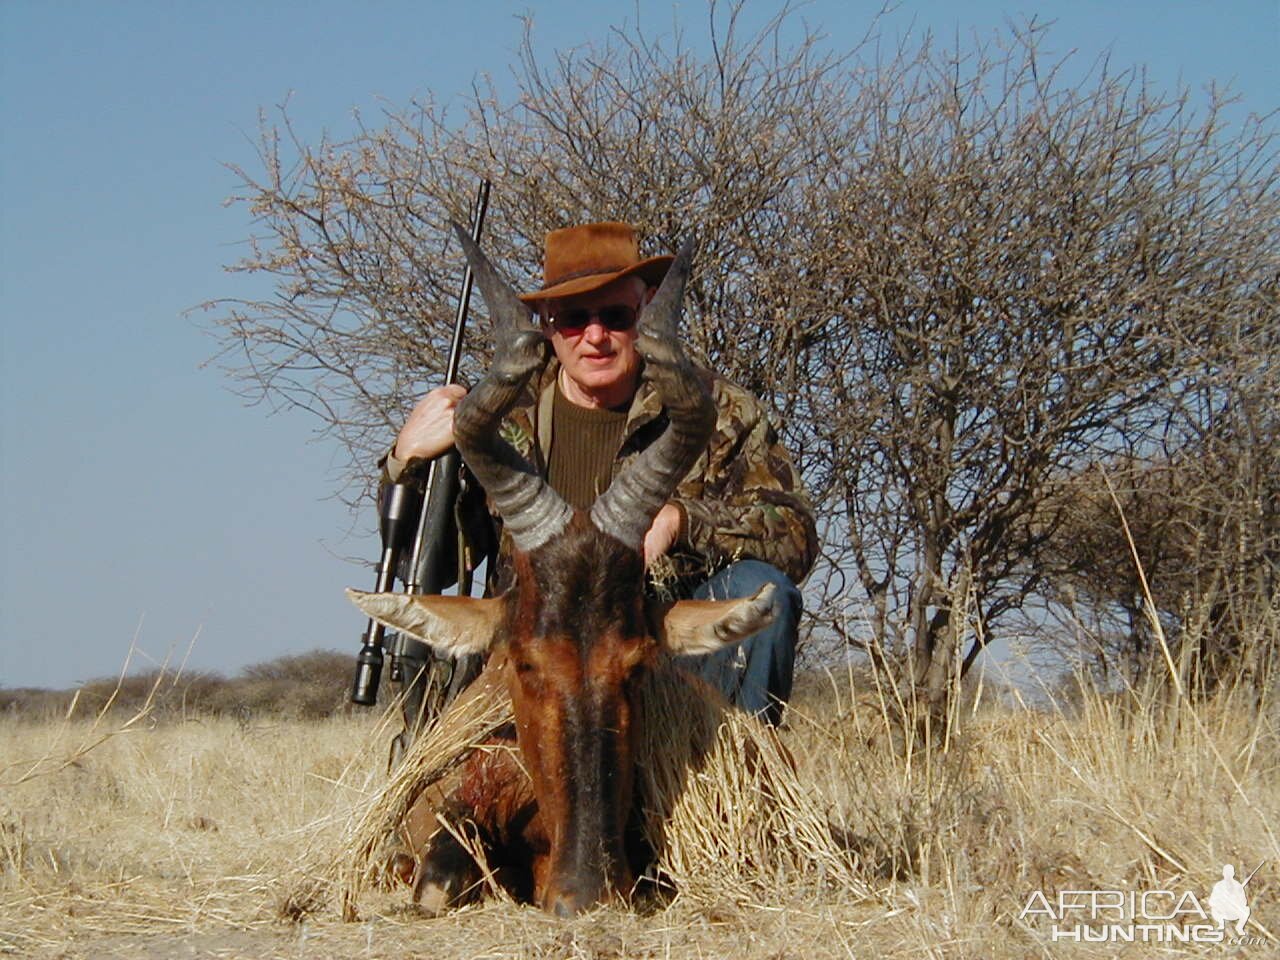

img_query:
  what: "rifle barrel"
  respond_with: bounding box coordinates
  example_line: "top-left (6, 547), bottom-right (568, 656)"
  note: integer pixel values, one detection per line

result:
top-left (445, 180), bottom-right (490, 382)
top-left (407, 179), bottom-right (491, 593)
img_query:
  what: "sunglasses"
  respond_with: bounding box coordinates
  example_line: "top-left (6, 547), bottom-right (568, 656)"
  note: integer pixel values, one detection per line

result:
top-left (548, 304), bottom-right (638, 335)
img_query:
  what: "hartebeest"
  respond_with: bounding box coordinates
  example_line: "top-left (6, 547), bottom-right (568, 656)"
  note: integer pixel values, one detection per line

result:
top-left (349, 226), bottom-right (776, 916)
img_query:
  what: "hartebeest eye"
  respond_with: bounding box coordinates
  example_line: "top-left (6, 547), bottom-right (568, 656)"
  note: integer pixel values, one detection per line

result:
top-left (511, 654), bottom-right (547, 696)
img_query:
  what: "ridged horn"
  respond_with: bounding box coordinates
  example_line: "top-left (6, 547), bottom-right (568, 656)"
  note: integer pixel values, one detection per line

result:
top-left (590, 237), bottom-right (715, 549)
top-left (450, 222), bottom-right (573, 552)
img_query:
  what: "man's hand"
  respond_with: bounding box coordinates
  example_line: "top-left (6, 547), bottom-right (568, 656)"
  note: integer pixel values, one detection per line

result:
top-left (642, 502), bottom-right (682, 566)
top-left (394, 384), bottom-right (468, 462)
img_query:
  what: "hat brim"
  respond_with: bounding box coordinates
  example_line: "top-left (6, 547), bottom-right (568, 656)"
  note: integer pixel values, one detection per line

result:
top-left (518, 255), bottom-right (675, 304)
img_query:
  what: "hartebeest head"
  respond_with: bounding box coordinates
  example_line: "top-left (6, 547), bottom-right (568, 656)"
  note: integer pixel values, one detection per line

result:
top-left (350, 226), bottom-right (776, 915)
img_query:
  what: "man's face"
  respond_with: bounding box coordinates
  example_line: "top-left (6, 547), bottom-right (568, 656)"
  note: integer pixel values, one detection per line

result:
top-left (542, 277), bottom-right (647, 405)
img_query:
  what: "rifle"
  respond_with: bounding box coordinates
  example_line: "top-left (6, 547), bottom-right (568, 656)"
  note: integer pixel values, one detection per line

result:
top-left (350, 179), bottom-right (492, 710)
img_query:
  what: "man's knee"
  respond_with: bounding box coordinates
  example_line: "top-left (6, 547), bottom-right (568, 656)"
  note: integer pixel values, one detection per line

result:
top-left (699, 559), bottom-right (799, 602)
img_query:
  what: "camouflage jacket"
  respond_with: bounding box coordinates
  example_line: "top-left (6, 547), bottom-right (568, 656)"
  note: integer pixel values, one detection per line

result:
top-left (382, 358), bottom-right (818, 594)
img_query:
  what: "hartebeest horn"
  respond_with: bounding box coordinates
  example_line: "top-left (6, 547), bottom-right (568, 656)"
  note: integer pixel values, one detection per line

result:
top-left (590, 238), bottom-right (716, 549)
top-left (451, 222), bottom-right (573, 552)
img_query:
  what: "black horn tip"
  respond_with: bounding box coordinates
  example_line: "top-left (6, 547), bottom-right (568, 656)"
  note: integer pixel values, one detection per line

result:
top-left (450, 220), bottom-right (477, 252)
top-left (637, 233), bottom-right (696, 343)
top-left (652, 235), bottom-right (695, 302)
top-left (664, 235), bottom-right (696, 283)
top-left (675, 234), bottom-right (696, 263)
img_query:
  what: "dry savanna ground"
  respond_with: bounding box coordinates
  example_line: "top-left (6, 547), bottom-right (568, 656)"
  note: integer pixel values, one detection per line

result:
top-left (2, 660), bottom-right (1277, 960)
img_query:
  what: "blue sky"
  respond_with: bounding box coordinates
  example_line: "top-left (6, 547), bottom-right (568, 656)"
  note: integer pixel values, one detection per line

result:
top-left (1, 1), bottom-right (1276, 690)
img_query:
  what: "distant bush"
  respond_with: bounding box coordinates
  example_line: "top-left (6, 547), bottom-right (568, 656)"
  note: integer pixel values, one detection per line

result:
top-left (0, 687), bottom-right (70, 722)
top-left (0, 650), bottom-right (359, 723)
top-left (240, 649), bottom-right (353, 687)
top-left (73, 668), bottom-right (229, 720)
top-left (212, 651), bottom-right (355, 721)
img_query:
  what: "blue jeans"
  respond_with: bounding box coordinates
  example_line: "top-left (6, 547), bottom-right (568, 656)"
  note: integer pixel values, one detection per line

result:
top-left (684, 560), bottom-right (801, 726)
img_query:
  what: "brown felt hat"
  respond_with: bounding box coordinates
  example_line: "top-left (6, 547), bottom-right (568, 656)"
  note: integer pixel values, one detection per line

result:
top-left (518, 222), bottom-right (674, 304)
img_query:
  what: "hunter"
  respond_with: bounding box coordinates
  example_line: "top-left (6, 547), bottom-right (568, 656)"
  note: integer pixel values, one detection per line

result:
top-left (383, 221), bottom-right (817, 726)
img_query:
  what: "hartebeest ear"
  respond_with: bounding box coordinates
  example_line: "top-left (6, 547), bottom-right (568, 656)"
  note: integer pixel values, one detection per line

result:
top-left (345, 589), bottom-right (502, 657)
top-left (658, 583), bottom-right (777, 656)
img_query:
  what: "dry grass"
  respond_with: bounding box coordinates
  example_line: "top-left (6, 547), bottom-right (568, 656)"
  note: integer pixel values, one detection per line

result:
top-left (296, 661), bottom-right (869, 923)
top-left (2, 655), bottom-right (1277, 959)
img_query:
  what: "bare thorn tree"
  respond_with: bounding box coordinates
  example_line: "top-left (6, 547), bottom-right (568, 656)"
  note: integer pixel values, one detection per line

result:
top-left (207, 2), bottom-right (1279, 730)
